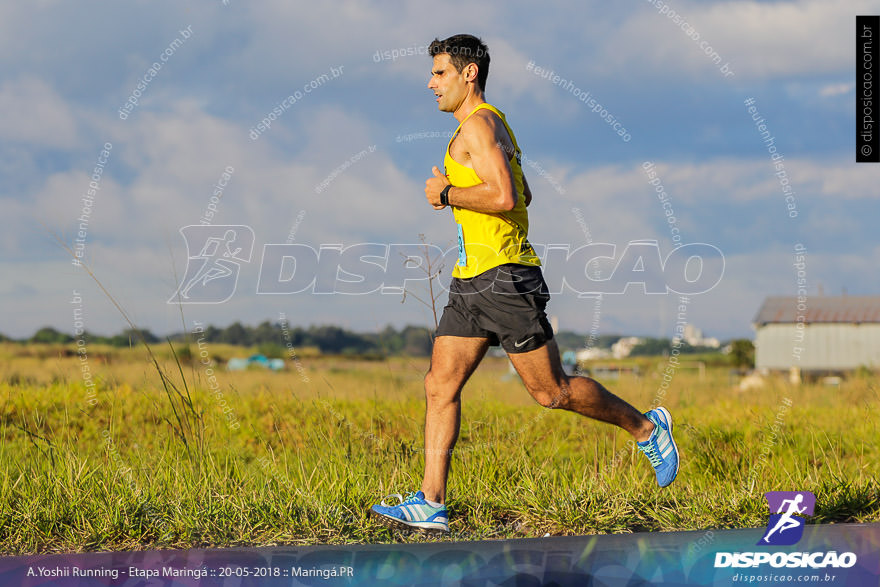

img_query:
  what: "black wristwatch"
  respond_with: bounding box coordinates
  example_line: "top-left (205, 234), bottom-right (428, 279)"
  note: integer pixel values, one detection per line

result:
top-left (440, 184), bottom-right (452, 206)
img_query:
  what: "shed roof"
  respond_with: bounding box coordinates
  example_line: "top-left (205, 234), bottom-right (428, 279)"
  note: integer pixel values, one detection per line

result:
top-left (754, 296), bottom-right (880, 325)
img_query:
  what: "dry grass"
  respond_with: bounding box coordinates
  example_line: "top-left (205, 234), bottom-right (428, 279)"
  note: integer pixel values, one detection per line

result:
top-left (0, 342), bottom-right (877, 554)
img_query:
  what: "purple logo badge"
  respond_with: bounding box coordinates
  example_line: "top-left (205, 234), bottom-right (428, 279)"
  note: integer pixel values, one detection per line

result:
top-left (759, 491), bottom-right (816, 546)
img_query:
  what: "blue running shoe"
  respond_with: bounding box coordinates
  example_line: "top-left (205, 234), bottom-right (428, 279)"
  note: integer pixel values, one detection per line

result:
top-left (637, 407), bottom-right (679, 487)
top-left (370, 491), bottom-right (449, 533)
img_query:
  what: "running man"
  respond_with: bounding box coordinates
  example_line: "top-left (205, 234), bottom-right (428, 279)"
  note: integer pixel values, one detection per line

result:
top-left (370, 34), bottom-right (679, 533)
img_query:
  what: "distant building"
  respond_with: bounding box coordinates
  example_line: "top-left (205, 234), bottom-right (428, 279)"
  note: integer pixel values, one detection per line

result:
top-left (576, 347), bottom-right (612, 361)
top-left (682, 324), bottom-right (720, 348)
top-left (612, 336), bottom-right (643, 359)
top-left (753, 296), bottom-right (880, 373)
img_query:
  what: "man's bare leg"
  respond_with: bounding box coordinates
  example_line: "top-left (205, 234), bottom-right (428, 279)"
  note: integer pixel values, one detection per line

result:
top-left (420, 335), bottom-right (490, 503)
top-left (507, 339), bottom-right (654, 442)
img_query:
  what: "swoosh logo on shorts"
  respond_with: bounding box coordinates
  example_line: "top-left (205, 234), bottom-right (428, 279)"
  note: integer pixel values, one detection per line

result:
top-left (514, 336), bottom-right (534, 348)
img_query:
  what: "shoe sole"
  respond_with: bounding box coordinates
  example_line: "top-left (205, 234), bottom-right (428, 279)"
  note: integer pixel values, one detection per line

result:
top-left (369, 508), bottom-right (449, 534)
top-left (655, 406), bottom-right (680, 486)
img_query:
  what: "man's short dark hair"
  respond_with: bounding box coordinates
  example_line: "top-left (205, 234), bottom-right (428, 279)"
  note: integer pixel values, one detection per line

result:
top-left (429, 34), bottom-right (490, 92)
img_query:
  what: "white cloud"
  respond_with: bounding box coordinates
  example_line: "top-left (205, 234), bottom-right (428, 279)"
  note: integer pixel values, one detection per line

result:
top-left (819, 83), bottom-right (853, 97)
top-left (616, 157), bottom-right (880, 209)
top-left (605, 0), bottom-right (877, 80)
top-left (809, 159), bottom-right (880, 200)
top-left (0, 77), bottom-right (78, 147)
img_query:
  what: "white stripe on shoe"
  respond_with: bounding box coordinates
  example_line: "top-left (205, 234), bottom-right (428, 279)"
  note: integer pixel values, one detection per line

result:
top-left (656, 407), bottom-right (673, 429)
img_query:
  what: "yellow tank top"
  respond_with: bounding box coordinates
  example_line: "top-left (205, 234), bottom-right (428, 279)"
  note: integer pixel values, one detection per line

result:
top-left (444, 103), bottom-right (540, 279)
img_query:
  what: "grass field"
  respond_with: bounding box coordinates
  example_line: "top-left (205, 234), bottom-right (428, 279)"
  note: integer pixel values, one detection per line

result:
top-left (0, 341), bottom-right (878, 555)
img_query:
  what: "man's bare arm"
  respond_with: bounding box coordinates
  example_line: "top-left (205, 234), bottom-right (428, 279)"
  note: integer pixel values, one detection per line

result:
top-left (424, 112), bottom-right (517, 212)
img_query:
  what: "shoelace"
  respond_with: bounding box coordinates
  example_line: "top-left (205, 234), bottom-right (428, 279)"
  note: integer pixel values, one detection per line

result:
top-left (640, 441), bottom-right (662, 467)
top-left (380, 491), bottom-right (420, 508)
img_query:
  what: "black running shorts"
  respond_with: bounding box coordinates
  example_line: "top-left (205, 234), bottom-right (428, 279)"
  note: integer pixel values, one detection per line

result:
top-left (435, 263), bottom-right (554, 354)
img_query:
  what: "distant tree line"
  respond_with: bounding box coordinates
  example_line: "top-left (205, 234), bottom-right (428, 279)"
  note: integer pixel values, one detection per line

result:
top-left (628, 337), bottom-right (721, 357)
top-left (11, 323), bottom-right (436, 357)
top-left (186, 322), bottom-right (437, 357)
top-left (5, 325), bottom-right (750, 363)
top-left (25, 326), bottom-right (160, 346)
top-left (11, 325), bottom-right (622, 356)
top-left (553, 332), bottom-right (622, 351)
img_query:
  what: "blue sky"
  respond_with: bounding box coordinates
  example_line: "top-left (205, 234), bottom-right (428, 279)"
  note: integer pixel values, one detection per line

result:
top-left (2, 0), bottom-right (878, 341)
